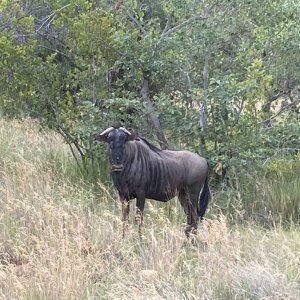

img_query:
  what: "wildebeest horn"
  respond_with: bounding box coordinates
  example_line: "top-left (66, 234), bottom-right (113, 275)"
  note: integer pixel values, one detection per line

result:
top-left (99, 127), bottom-right (115, 136)
top-left (119, 127), bottom-right (131, 135)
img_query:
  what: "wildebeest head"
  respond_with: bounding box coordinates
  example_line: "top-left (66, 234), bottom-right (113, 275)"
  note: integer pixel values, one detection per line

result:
top-left (94, 126), bottom-right (135, 172)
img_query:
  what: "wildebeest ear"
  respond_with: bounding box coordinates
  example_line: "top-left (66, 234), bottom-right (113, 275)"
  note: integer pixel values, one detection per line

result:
top-left (119, 127), bottom-right (137, 141)
top-left (126, 133), bottom-right (136, 141)
top-left (94, 127), bottom-right (114, 142)
top-left (94, 133), bottom-right (107, 142)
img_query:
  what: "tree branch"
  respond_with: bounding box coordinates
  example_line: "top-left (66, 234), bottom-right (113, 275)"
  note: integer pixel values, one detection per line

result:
top-left (162, 10), bottom-right (209, 38)
top-left (162, 17), bottom-right (171, 35)
top-left (260, 98), bottom-right (300, 125)
top-left (124, 7), bottom-right (147, 37)
top-left (202, 44), bottom-right (211, 90)
top-left (140, 74), bottom-right (169, 149)
top-left (232, 98), bottom-right (245, 127)
top-left (36, 4), bottom-right (71, 33)
top-left (37, 45), bottom-right (83, 71)
top-left (153, 4), bottom-right (209, 57)
top-left (47, 99), bottom-right (86, 169)
top-left (199, 44), bottom-right (211, 146)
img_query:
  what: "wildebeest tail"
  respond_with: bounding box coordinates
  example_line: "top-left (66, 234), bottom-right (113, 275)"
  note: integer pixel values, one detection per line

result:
top-left (198, 175), bottom-right (211, 220)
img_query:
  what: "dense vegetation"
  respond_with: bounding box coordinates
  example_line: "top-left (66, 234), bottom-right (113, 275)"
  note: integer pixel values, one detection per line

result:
top-left (0, 2), bottom-right (300, 297)
top-left (1, 0), bottom-right (299, 224)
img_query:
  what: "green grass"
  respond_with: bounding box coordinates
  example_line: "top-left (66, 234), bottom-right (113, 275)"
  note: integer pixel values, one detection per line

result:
top-left (213, 164), bottom-right (300, 227)
top-left (259, 174), bottom-right (300, 224)
top-left (0, 118), bottom-right (299, 299)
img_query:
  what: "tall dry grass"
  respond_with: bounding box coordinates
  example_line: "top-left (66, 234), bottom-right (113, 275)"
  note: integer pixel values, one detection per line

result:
top-left (0, 118), bottom-right (299, 299)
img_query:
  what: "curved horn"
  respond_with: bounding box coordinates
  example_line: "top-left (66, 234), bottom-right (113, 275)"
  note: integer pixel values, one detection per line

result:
top-left (99, 127), bottom-right (115, 136)
top-left (119, 127), bottom-right (131, 135)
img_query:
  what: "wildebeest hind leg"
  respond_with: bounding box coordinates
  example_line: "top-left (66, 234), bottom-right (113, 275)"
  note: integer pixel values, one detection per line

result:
top-left (135, 193), bottom-right (145, 238)
top-left (179, 189), bottom-right (199, 237)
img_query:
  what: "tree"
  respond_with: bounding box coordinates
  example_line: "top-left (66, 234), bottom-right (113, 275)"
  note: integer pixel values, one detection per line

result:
top-left (0, 0), bottom-right (299, 178)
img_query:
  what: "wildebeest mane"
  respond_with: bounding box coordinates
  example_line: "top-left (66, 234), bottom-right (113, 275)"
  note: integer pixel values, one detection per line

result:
top-left (136, 137), bottom-right (162, 154)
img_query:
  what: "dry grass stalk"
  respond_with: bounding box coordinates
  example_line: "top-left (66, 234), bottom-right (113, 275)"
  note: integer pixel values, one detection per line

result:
top-left (0, 119), bottom-right (299, 299)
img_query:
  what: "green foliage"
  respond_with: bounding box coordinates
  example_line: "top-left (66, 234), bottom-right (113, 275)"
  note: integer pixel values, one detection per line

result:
top-left (0, 0), bottom-right (300, 224)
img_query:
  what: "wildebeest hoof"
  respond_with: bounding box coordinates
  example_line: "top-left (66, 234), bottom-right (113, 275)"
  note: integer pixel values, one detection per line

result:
top-left (185, 225), bottom-right (198, 237)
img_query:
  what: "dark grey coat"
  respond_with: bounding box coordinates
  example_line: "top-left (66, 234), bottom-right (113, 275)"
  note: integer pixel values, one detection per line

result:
top-left (96, 127), bottom-right (210, 236)
top-left (111, 138), bottom-right (210, 220)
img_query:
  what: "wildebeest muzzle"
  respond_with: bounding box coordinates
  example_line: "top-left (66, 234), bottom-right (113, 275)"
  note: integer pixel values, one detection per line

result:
top-left (111, 164), bottom-right (124, 172)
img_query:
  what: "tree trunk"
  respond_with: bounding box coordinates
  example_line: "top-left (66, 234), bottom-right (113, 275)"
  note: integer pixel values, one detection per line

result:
top-left (115, 0), bottom-right (123, 10)
top-left (199, 45), bottom-right (211, 147)
top-left (140, 73), bottom-right (168, 149)
top-left (262, 90), bottom-right (281, 128)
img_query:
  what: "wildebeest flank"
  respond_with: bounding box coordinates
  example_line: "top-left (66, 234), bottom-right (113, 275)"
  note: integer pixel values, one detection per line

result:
top-left (95, 126), bottom-right (211, 237)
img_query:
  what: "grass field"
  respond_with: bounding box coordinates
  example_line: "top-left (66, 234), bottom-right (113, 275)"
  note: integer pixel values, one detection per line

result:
top-left (0, 119), bottom-right (299, 299)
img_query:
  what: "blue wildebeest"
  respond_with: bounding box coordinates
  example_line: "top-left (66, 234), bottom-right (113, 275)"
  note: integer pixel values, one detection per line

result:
top-left (95, 126), bottom-right (211, 237)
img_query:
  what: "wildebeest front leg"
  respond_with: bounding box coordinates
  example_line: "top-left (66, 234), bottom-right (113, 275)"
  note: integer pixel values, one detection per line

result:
top-left (120, 195), bottom-right (130, 238)
top-left (135, 193), bottom-right (145, 237)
